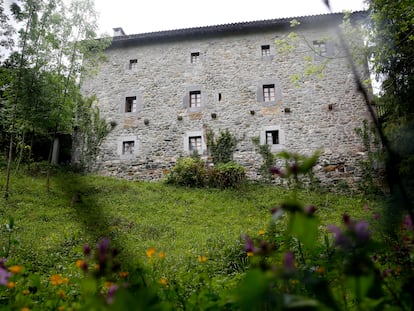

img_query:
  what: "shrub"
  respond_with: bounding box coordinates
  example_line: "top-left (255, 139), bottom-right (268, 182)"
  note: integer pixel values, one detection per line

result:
top-left (207, 129), bottom-right (238, 165)
top-left (207, 162), bottom-right (246, 189)
top-left (165, 157), bottom-right (207, 187)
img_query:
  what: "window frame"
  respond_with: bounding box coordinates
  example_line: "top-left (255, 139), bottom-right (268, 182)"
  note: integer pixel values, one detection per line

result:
top-left (129, 59), bottom-right (138, 70)
top-left (190, 52), bottom-right (200, 64)
top-left (118, 136), bottom-right (138, 159)
top-left (125, 96), bottom-right (137, 113)
top-left (189, 90), bottom-right (201, 108)
top-left (260, 126), bottom-right (285, 152)
top-left (263, 84), bottom-right (276, 102)
top-left (122, 141), bottom-right (135, 155)
top-left (184, 131), bottom-right (206, 155)
top-left (261, 45), bottom-right (271, 57)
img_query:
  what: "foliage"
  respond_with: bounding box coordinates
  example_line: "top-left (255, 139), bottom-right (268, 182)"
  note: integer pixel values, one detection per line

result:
top-left (0, 0), bottom-right (111, 197)
top-left (165, 156), bottom-right (207, 187)
top-left (206, 129), bottom-right (238, 165)
top-left (207, 162), bottom-right (246, 189)
top-left (354, 119), bottom-right (385, 195)
top-left (72, 95), bottom-right (112, 171)
top-left (237, 151), bottom-right (414, 310)
top-left (368, 0), bottom-right (414, 123)
top-left (252, 136), bottom-right (275, 181)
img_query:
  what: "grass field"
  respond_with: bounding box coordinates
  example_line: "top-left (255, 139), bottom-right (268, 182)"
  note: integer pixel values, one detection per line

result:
top-left (0, 170), bottom-right (377, 281)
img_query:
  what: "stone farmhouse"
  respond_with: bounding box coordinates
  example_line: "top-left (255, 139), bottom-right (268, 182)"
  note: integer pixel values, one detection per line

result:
top-left (80, 11), bottom-right (372, 185)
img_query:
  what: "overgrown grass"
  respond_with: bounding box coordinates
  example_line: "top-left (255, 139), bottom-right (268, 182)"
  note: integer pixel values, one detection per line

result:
top-left (0, 170), bottom-right (381, 294)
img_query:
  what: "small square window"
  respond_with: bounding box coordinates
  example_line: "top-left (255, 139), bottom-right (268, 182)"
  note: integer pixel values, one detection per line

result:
top-left (122, 141), bottom-right (135, 155)
top-left (313, 41), bottom-right (327, 57)
top-left (189, 136), bottom-right (202, 153)
top-left (266, 130), bottom-right (279, 145)
top-left (125, 96), bottom-right (137, 112)
top-left (261, 45), bottom-right (271, 56)
top-left (191, 52), bottom-right (200, 63)
top-left (263, 84), bottom-right (275, 102)
top-left (189, 91), bottom-right (201, 108)
top-left (129, 59), bottom-right (137, 70)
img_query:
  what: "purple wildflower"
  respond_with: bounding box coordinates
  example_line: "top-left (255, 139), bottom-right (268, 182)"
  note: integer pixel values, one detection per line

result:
top-left (284, 252), bottom-right (295, 273)
top-left (0, 267), bottom-right (10, 286)
top-left (107, 284), bottom-right (118, 304)
top-left (354, 221), bottom-right (370, 242)
top-left (403, 214), bottom-right (413, 230)
top-left (243, 235), bottom-right (256, 253)
top-left (327, 224), bottom-right (350, 248)
top-left (83, 243), bottom-right (91, 256)
top-left (98, 238), bottom-right (110, 254)
top-left (304, 205), bottom-right (317, 216)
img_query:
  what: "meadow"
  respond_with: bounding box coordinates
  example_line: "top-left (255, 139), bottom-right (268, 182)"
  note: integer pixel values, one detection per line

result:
top-left (0, 165), bottom-right (386, 310)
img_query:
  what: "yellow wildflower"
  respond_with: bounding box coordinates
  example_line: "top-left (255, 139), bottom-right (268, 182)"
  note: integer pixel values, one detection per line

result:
top-left (258, 229), bottom-right (266, 236)
top-left (22, 289), bottom-right (30, 295)
top-left (58, 307), bottom-right (65, 311)
top-left (158, 252), bottom-right (166, 259)
top-left (146, 247), bottom-right (156, 258)
top-left (247, 251), bottom-right (254, 257)
top-left (75, 260), bottom-right (84, 268)
top-left (50, 274), bottom-right (69, 286)
top-left (21, 308), bottom-right (30, 311)
top-left (8, 265), bottom-right (23, 274)
top-left (94, 264), bottom-right (100, 271)
top-left (159, 278), bottom-right (168, 285)
top-left (316, 266), bottom-right (325, 274)
top-left (104, 281), bottom-right (114, 289)
top-left (197, 255), bottom-right (207, 263)
top-left (119, 271), bottom-right (129, 278)
top-left (7, 282), bottom-right (15, 289)
top-left (57, 289), bottom-right (66, 299)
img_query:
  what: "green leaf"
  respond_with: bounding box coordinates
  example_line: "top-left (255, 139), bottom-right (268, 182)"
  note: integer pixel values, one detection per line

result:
top-left (290, 212), bottom-right (319, 249)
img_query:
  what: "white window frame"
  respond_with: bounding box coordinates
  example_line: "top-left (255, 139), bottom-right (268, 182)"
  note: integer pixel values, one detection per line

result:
top-left (261, 45), bottom-right (271, 57)
top-left (263, 84), bottom-right (276, 102)
top-left (189, 91), bottom-right (201, 108)
top-left (129, 59), bottom-right (138, 70)
top-left (313, 41), bottom-right (327, 57)
top-left (260, 126), bottom-right (285, 152)
top-left (184, 131), bottom-right (206, 155)
top-left (118, 136), bottom-right (138, 159)
top-left (191, 52), bottom-right (200, 63)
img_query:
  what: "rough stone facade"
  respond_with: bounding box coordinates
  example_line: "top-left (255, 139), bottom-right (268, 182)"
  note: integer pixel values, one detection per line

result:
top-left (80, 12), bottom-right (372, 187)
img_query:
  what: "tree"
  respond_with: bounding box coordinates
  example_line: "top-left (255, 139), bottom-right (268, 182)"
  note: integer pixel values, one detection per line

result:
top-left (1, 0), bottom-right (111, 197)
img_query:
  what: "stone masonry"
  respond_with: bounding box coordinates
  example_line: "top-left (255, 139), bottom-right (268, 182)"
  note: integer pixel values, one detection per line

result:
top-left (80, 12), bottom-right (372, 187)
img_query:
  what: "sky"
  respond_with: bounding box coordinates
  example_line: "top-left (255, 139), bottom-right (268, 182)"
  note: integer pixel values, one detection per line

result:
top-left (94, 0), bottom-right (367, 36)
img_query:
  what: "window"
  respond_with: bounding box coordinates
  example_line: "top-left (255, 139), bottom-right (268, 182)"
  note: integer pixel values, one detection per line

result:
top-left (261, 45), bottom-right (271, 56)
top-left (263, 84), bottom-right (275, 102)
top-left (313, 41), bottom-right (327, 57)
top-left (122, 141), bottom-right (134, 155)
top-left (260, 126), bottom-right (284, 152)
top-left (191, 52), bottom-right (200, 63)
top-left (266, 130), bottom-right (279, 145)
top-left (129, 59), bottom-right (137, 70)
top-left (189, 136), bottom-right (202, 153)
top-left (125, 96), bottom-right (137, 112)
top-left (189, 91), bottom-right (201, 108)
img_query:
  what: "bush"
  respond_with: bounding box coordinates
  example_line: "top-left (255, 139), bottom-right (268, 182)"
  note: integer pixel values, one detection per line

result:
top-left (207, 162), bottom-right (246, 189)
top-left (207, 129), bottom-right (238, 165)
top-left (165, 157), bottom-right (207, 187)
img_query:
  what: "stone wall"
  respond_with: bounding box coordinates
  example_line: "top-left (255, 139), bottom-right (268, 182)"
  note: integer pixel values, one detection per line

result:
top-left (80, 18), bottom-right (371, 187)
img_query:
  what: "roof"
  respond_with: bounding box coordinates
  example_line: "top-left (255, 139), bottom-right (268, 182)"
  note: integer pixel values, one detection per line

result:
top-left (109, 11), bottom-right (368, 47)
